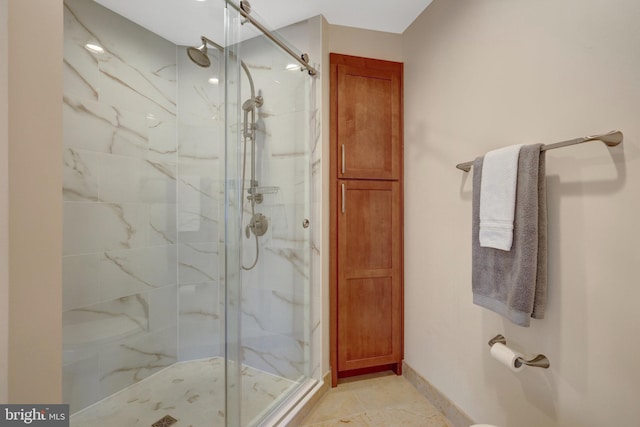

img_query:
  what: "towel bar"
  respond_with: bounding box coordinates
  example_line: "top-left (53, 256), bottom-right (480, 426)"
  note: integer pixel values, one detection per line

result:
top-left (488, 334), bottom-right (550, 369)
top-left (456, 130), bottom-right (623, 172)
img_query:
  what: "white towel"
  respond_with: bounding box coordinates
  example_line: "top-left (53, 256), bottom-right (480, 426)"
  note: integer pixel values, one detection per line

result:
top-left (479, 144), bottom-right (524, 251)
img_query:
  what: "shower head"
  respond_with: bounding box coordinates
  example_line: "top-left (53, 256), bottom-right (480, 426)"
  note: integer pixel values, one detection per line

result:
top-left (187, 36), bottom-right (224, 68)
top-left (242, 95), bottom-right (263, 111)
top-left (187, 42), bottom-right (211, 68)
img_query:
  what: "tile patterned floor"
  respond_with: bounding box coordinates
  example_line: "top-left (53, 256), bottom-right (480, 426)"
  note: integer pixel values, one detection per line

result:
top-left (300, 372), bottom-right (455, 427)
top-left (70, 357), bottom-right (299, 427)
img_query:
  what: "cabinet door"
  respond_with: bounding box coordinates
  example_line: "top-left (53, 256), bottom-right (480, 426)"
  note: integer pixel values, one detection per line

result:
top-left (336, 62), bottom-right (402, 180)
top-left (337, 180), bottom-right (402, 372)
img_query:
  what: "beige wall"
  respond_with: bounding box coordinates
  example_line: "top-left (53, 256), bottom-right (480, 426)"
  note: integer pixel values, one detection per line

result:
top-left (7, 0), bottom-right (63, 402)
top-left (403, 0), bottom-right (640, 425)
top-left (328, 23), bottom-right (402, 62)
top-left (0, 0), bottom-right (8, 404)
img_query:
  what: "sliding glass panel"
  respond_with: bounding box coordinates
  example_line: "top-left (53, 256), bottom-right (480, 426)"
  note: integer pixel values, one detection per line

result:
top-left (224, 2), bottom-right (243, 426)
top-left (225, 2), bottom-right (314, 425)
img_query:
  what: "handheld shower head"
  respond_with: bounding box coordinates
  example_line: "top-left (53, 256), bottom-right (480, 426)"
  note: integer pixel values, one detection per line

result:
top-left (242, 95), bottom-right (263, 111)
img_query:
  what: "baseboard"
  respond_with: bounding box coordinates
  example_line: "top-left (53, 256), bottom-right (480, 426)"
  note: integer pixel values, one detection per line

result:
top-left (403, 361), bottom-right (474, 427)
top-left (278, 371), bottom-right (331, 427)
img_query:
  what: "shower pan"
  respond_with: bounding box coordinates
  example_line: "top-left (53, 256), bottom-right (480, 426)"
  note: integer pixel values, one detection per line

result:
top-left (61, 0), bottom-right (319, 425)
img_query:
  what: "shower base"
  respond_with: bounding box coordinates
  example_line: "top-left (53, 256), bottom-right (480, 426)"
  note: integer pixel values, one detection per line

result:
top-left (70, 357), bottom-right (299, 427)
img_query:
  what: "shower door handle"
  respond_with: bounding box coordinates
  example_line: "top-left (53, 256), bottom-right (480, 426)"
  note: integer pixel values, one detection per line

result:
top-left (341, 144), bottom-right (345, 174)
top-left (341, 183), bottom-right (345, 214)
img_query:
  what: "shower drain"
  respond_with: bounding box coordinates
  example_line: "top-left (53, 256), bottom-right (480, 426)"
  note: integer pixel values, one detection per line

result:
top-left (151, 415), bottom-right (178, 427)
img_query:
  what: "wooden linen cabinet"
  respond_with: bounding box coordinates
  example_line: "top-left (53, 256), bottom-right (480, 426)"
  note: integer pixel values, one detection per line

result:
top-left (330, 53), bottom-right (404, 386)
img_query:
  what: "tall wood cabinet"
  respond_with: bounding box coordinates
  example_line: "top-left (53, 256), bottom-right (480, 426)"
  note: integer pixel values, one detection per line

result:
top-left (330, 53), bottom-right (404, 386)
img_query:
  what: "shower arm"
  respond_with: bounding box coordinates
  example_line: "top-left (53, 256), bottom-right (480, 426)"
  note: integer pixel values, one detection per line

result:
top-left (199, 36), bottom-right (224, 52)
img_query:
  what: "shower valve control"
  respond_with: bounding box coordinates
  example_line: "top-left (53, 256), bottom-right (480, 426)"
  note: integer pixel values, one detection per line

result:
top-left (248, 212), bottom-right (268, 237)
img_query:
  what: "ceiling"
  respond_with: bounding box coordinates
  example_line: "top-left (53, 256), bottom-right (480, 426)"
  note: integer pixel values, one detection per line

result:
top-left (95, 0), bottom-right (433, 47)
top-left (244, 0), bottom-right (433, 34)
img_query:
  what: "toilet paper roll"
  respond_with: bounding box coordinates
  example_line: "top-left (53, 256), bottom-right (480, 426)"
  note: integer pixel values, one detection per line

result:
top-left (490, 342), bottom-right (525, 372)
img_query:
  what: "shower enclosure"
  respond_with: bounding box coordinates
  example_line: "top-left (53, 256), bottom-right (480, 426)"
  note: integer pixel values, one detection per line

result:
top-left (61, 0), bottom-right (319, 425)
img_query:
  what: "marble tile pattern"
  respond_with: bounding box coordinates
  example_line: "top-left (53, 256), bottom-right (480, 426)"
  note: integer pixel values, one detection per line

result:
top-left (301, 373), bottom-right (455, 427)
top-left (176, 46), bottom-right (224, 363)
top-left (63, 0), bottom-right (320, 417)
top-left (70, 357), bottom-right (299, 427)
top-left (63, 0), bottom-right (187, 414)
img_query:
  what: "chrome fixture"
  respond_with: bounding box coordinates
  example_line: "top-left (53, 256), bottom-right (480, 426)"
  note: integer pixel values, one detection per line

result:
top-left (186, 39), bottom-right (210, 68)
top-left (187, 36), bottom-right (269, 270)
top-left (247, 213), bottom-right (268, 237)
top-left (229, 1), bottom-right (318, 75)
top-left (240, 0), bottom-right (251, 15)
top-left (488, 334), bottom-right (550, 369)
top-left (151, 415), bottom-right (178, 427)
top-left (186, 36), bottom-right (224, 68)
top-left (239, 74), bottom-right (267, 270)
top-left (242, 95), bottom-right (264, 112)
top-left (456, 130), bottom-right (623, 172)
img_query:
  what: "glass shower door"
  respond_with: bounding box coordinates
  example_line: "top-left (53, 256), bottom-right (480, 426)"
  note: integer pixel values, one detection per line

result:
top-left (224, 2), bottom-right (314, 425)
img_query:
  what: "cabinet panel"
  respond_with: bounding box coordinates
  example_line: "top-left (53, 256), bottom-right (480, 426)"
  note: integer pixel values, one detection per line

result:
top-left (330, 54), bottom-right (403, 385)
top-left (343, 183), bottom-right (394, 271)
top-left (338, 277), bottom-right (395, 370)
top-left (337, 180), bottom-right (402, 372)
top-left (335, 60), bottom-right (402, 180)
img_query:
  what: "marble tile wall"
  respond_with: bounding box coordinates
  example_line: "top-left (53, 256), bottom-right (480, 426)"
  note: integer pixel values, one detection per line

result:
top-left (175, 45), bottom-right (225, 362)
top-left (62, 0), bottom-right (224, 413)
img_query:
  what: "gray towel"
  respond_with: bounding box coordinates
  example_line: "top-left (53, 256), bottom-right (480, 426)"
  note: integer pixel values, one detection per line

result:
top-left (472, 144), bottom-right (547, 327)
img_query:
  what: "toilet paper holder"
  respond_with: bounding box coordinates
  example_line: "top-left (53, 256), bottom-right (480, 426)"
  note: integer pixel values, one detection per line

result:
top-left (488, 334), bottom-right (550, 369)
